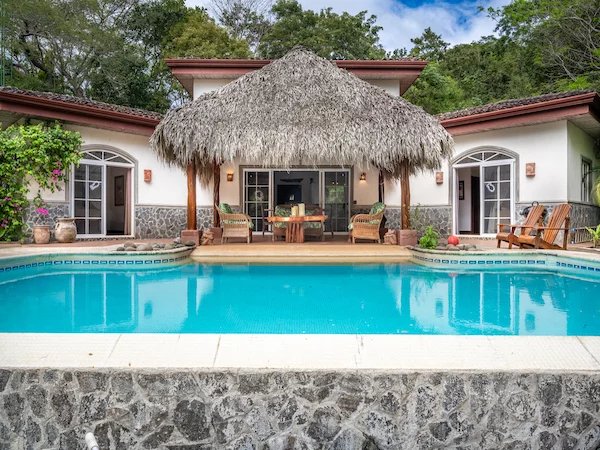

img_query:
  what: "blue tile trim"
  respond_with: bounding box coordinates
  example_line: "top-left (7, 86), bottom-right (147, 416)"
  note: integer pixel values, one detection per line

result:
top-left (0, 253), bottom-right (191, 273)
top-left (411, 252), bottom-right (598, 275)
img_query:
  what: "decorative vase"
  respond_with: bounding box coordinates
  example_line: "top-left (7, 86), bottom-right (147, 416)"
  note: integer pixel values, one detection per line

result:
top-left (397, 229), bottom-right (418, 246)
top-left (54, 218), bottom-right (77, 243)
top-left (32, 225), bottom-right (50, 244)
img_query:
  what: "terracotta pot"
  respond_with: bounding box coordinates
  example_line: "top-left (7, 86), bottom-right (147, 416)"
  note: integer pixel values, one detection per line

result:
top-left (54, 218), bottom-right (77, 243)
top-left (210, 227), bottom-right (223, 239)
top-left (32, 225), bottom-right (50, 244)
top-left (397, 229), bottom-right (418, 246)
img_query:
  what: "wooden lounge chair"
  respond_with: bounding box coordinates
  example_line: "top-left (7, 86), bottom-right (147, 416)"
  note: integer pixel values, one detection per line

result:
top-left (348, 202), bottom-right (385, 243)
top-left (215, 203), bottom-right (253, 244)
top-left (496, 204), bottom-right (545, 248)
top-left (512, 203), bottom-right (572, 250)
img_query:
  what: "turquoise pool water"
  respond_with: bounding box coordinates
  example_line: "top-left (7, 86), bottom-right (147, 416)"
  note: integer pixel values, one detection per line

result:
top-left (0, 263), bottom-right (598, 335)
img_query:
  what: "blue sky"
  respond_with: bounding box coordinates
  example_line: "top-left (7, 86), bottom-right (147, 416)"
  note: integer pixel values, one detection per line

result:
top-left (186, 0), bottom-right (512, 51)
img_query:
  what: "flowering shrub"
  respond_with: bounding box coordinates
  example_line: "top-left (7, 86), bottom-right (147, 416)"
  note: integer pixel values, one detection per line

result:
top-left (0, 124), bottom-right (82, 241)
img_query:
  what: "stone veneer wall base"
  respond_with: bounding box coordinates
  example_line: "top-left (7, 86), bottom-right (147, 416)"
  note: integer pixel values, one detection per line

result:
top-left (1, 369), bottom-right (598, 450)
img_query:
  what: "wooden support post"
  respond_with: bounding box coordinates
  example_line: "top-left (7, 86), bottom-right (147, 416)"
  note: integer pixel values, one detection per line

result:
top-left (186, 162), bottom-right (197, 230)
top-left (213, 160), bottom-right (221, 227)
top-left (400, 163), bottom-right (411, 230)
top-left (378, 170), bottom-right (385, 203)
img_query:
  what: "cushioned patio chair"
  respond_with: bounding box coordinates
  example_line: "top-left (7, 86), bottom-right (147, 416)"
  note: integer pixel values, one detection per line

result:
top-left (496, 204), bottom-right (545, 248)
top-left (512, 203), bottom-right (572, 250)
top-left (216, 203), bottom-right (253, 244)
top-left (348, 202), bottom-right (385, 243)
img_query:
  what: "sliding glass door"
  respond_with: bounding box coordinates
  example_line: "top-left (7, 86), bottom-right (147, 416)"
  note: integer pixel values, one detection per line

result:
top-left (322, 170), bottom-right (350, 232)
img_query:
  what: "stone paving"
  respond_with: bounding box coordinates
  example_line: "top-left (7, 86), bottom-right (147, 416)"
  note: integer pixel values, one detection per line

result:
top-left (1, 369), bottom-right (599, 449)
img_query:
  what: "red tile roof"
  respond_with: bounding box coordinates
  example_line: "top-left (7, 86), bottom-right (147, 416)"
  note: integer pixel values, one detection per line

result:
top-left (438, 90), bottom-right (597, 121)
top-left (0, 86), bottom-right (163, 121)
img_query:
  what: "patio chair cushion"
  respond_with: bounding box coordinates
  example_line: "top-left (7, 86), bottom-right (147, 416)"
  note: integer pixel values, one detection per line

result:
top-left (219, 203), bottom-right (234, 214)
top-left (369, 202), bottom-right (385, 215)
top-left (348, 220), bottom-right (381, 231)
top-left (273, 205), bottom-right (291, 229)
top-left (222, 219), bottom-right (254, 229)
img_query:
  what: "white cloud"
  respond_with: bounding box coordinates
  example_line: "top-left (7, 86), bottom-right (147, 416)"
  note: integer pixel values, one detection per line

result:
top-left (185, 0), bottom-right (512, 51)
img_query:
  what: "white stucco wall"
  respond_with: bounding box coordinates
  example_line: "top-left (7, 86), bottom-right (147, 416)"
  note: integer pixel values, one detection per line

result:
top-left (567, 122), bottom-right (599, 202)
top-left (368, 79), bottom-right (400, 97)
top-left (192, 79), bottom-right (231, 100)
top-left (396, 120), bottom-right (570, 210)
top-left (46, 125), bottom-right (209, 208)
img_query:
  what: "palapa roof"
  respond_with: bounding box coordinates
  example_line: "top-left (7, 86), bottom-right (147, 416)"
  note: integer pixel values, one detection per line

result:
top-left (151, 47), bottom-right (454, 182)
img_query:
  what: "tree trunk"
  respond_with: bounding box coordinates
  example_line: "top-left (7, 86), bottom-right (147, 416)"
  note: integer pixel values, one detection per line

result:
top-left (186, 162), bottom-right (197, 230)
top-left (213, 160), bottom-right (221, 227)
top-left (400, 163), bottom-right (411, 230)
top-left (378, 171), bottom-right (385, 203)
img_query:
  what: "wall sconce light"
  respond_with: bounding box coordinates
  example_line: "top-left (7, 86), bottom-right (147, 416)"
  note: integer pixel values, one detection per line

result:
top-left (526, 162), bottom-right (536, 177)
top-left (359, 172), bottom-right (367, 181)
top-left (226, 172), bottom-right (234, 182)
top-left (435, 171), bottom-right (444, 184)
top-left (143, 169), bottom-right (152, 183)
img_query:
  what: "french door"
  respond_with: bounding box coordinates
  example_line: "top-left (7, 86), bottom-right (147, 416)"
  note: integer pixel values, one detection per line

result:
top-left (73, 163), bottom-right (104, 235)
top-left (453, 151), bottom-right (515, 236)
top-left (321, 170), bottom-right (350, 232)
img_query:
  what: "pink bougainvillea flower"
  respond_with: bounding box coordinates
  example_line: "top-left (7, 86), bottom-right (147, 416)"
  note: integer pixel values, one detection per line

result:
top-left (52, 169), bottom-right (62, 176)
top-left (36, 207), bottom-right (49, 216)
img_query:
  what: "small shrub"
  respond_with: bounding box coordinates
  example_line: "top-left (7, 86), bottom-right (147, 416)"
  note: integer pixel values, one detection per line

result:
top-left (418, 226), bottom-right (439, 249)
top-left (585, 224), bottom-right (600, 248)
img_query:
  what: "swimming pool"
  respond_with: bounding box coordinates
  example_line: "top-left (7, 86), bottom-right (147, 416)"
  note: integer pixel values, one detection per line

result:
top-left (1, 262), bottom-right (598, 335)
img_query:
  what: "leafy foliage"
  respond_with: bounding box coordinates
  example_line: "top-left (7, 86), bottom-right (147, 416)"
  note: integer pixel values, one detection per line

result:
top-left (418, 226), bottom-right (439, 249)
top-left (257, 0), bottom-right (386, 59)
top-left (0, 124), bottom-right (82, 241)
top-left (585, 224), bottom-right (600, 248)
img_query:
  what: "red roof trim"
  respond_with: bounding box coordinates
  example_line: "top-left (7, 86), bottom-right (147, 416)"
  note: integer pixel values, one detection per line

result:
top-left (441, 92), bottom-right (599, 135)
top-left (165, 58), bottom-right (428, 71)
top-left (0, 90), bottom-right (160, 136)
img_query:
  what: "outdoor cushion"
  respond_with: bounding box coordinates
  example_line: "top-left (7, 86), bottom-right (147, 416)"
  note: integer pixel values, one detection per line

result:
top-left (219, 203), bottom-right (234, 214)
top-left (273, 205), bottom-right (291, 229)
top-left (348, 220), bottom-right (380, 231)
top-left (222, 219), bottom-right (254, 229)
top-left (369, 202), bottom-right (385, 215)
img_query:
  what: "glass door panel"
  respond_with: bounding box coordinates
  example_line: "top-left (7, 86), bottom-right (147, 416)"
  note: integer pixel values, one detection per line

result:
top-left (481, 164), bottom-right (511, 234)
top-left (74, 163), bottom-right (104, 235)
top-left (323, 170), bottom-right (350, 232)
top-left (244, 170), bottom-right (270, 231)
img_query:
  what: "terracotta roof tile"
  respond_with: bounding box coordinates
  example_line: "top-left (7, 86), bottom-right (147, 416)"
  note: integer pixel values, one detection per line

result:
top-left (438, 90), bottom-right (596, 121)
top-left (0, 86), bottom-right (163, 121)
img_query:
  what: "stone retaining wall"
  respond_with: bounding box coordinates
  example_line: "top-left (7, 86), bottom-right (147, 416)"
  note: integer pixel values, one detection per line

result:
top-left (1, 369), bottom-right (599, 449)
top-left (134, 206), bottom-right (213, 239)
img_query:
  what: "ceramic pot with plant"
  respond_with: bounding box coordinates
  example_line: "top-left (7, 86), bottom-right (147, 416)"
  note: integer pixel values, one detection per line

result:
top-left (586, 224), bottom-right (600, 248)
top-left (32, 204), bottom-right (51, 244)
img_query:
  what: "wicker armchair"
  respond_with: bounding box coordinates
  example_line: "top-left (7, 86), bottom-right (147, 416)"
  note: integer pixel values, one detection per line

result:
top-left (348, 202), bottom-right (385, 243)
top-left (216, 203), bottom-right (253, 244)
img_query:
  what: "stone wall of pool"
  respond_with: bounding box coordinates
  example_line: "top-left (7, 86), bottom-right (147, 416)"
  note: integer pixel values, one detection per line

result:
top-left (1, 369), bottom-right (599, 450)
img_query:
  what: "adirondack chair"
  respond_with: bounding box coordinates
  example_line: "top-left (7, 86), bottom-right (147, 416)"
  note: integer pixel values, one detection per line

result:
top-left (512, 203), bottom-right (572, 250)
top-left (496, 204), bottom-right (546, 248)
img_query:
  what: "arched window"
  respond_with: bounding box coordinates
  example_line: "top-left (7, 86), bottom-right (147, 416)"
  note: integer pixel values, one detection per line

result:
top-left (454, 150), bottom-right (515, 166)
top-left (81, 149), bottom-right (134, 166)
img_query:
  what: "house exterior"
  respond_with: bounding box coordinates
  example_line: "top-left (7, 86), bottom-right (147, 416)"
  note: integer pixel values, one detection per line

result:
top-left (0, 57), bottom-right (599, 240)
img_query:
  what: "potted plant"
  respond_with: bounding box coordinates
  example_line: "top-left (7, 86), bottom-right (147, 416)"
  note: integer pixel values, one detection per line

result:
top-left (398, 203), bottom-right (420, 246)
top-left (32, 200), bottom-right (51, 244)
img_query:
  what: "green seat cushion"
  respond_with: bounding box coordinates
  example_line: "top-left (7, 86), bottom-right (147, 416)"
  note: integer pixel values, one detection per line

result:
top-left (304, 221), bottom-right (322, 229)
top-left (222, 219), bottom-right (254, 229)
top-left (219, 203), bottom-right (234, 214)
top-left (369, 202), bottom-right (385, 215)
top-left (273, 205), bottom-right (291, 229)
top-left (348, 219), bottom-right (381, 230)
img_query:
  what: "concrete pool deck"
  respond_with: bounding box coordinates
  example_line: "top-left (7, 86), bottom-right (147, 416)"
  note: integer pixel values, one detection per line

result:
top-left (2, 333), bottom-right (600, 372)
top-left (1, 241), bottom-right (599, 372)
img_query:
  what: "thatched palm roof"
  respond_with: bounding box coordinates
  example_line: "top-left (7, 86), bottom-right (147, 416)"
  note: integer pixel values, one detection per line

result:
top-left (151, 47), bottom-right (453, 182)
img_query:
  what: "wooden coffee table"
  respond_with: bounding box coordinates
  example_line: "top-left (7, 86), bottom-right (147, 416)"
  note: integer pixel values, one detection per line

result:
top-left (267, 215), bottom-right (328, 243)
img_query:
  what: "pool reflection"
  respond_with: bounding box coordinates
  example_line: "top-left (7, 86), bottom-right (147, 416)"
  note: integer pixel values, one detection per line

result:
top-left (0, 264), bottom-right (598, 334)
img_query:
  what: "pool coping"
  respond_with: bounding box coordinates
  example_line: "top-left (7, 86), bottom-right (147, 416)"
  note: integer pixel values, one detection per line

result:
top-left (1, 247), bottom-right (599, 371)
top-left (2, 333), bottom-right (600, 371)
